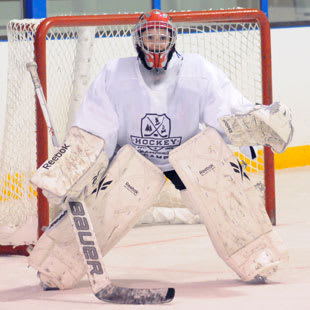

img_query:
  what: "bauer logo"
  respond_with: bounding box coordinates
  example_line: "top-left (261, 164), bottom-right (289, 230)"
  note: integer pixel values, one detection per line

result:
top-left (69, 201), bottom-right (104, 276)
top-left (42, 143), bottom-right (70, 169)
top-left (130, 113), bottom-right (182, 152)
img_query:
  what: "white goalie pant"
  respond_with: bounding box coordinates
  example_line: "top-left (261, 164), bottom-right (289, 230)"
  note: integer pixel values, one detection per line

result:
top-left (28, 144), bottom-right (166, 289)
top-left (169, 127), bottom-right (288, 281)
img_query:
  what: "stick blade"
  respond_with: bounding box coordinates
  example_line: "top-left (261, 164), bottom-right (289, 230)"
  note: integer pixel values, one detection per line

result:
top-left (95, 284), bottom-right (175, 304)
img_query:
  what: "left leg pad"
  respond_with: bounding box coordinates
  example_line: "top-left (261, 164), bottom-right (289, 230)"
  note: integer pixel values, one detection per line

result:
top-left (169, 127), bottom-right (288, 281)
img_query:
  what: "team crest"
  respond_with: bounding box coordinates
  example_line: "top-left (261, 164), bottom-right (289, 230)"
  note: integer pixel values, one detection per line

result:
top-left (130, 113), bottom-right (182, 152)
top-left (142, 114), bottom-right (170, 150)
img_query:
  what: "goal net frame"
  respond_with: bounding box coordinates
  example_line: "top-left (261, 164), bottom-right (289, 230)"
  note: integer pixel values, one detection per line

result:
top-left (0, 9), bottom-right (275, 256)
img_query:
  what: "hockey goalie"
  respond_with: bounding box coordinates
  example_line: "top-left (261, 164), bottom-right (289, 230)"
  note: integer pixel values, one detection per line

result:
top-left (28, 9), bottom-right (293, 291)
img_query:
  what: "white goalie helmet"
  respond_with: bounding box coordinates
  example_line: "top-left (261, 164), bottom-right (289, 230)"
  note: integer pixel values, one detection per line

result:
top-left (132, 9), bottom-right (177, 70)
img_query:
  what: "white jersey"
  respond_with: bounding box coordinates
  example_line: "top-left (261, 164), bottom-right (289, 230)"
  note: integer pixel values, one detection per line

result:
top-left (74, 53), bottom-right (254, 171)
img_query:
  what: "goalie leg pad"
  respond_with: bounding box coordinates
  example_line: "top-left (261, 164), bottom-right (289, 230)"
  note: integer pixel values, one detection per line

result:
top-left (169, 127), bottom-right (288, 281)
top-left (28, 145), bottom-right (166, 289)
top-left (28, 210), bottom-right (86, 289)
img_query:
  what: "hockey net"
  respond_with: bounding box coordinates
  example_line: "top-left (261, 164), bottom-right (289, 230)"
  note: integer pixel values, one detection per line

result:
top-left (0, 9), bottom-right (275, 255)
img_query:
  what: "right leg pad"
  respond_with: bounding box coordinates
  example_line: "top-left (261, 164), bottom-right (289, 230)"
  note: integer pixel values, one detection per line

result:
top-left (28, 145), bottom-right (166, 289)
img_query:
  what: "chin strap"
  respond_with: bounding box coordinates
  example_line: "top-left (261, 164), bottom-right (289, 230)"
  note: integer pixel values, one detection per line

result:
top-left (136, 45), bottom-right (177, 71)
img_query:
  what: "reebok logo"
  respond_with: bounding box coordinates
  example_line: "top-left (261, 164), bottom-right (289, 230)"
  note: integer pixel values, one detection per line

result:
top-left (199, 164), bottom-right (215, 176)
top-left (230, 160), bottom-right (250, 181)
top-left (91, 175), bottom-right (113, 198)
top-left (42, 144), bottom-right (70, 169)
top-left (124, 182), bottom-right (138, 196)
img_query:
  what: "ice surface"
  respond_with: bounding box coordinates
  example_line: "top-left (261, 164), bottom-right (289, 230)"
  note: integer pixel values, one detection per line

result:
top-left (1, 167), bottom-right (309, 309)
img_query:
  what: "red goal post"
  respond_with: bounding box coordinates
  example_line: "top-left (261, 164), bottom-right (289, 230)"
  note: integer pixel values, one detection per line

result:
top-left (0, 9), bottom-right (275, 256)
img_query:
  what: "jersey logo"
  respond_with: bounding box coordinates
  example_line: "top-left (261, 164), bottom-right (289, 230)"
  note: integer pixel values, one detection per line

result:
top-left (143, 114), bottom-right (169, 139)
top-left (130, 113), bottom-right (182, 152)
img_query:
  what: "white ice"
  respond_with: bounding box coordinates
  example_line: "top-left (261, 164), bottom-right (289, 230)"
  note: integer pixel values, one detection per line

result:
top-left (1, 167), bottom-right (309, 309)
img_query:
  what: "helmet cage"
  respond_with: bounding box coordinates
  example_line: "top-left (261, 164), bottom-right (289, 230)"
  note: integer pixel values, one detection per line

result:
top-left (132, 11), bottom-right (177, 69)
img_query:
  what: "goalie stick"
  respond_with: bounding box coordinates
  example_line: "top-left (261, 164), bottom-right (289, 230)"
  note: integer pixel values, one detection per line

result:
top-left (26, 61), bottom-right (175, 304)
top-left (26, 62), bottom-right (60, 148)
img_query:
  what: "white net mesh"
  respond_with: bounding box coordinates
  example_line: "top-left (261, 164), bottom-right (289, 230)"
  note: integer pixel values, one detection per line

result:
top-left (0, 21), bottom-right (41, 246)
top-left (0, 13), bottom-right (267, 247)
